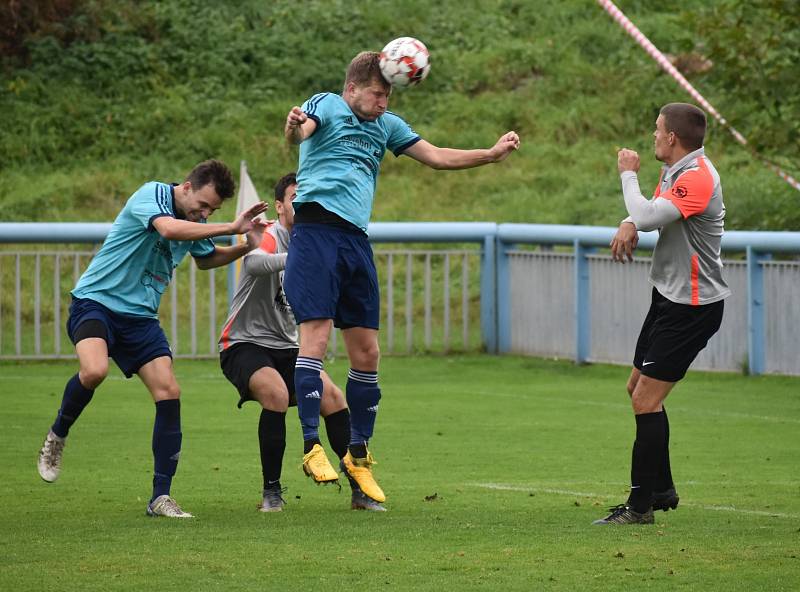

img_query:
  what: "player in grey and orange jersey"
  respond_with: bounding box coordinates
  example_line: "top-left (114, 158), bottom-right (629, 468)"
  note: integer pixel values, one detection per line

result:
top-left (594, 103), bottom-right (730, 526)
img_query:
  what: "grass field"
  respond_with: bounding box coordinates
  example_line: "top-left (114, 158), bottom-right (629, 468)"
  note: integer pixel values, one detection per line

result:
top-left (1, 355), bottom-right (799, 591)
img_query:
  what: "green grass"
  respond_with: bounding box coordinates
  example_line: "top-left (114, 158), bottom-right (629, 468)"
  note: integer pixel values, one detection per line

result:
top-left (1, 356), bottom-right (799, 590)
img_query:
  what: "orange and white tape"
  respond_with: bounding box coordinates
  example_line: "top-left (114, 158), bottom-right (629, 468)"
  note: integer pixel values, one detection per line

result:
top-left (597, 0), bottom-right (800, 192)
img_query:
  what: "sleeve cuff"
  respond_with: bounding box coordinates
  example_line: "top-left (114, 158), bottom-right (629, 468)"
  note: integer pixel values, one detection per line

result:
top-left (393, 136), bottom-right (421, 157)
top-left (148, 213), bottom-right (173, 232)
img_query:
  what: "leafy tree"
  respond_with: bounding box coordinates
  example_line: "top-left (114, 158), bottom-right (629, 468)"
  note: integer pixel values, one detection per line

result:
top-left (689, 0), bottom-right (800, 172)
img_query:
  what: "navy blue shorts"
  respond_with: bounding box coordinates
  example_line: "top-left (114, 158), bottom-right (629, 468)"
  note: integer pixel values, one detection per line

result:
top-left (67, 297), bottom-right (172, 378)
top-left (284, 223), bottom-right (380, 330)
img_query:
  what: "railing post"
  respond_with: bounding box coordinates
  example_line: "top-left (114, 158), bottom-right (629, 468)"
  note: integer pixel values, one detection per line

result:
top-left (574, 240), bottom-right (592, 364)
top-left (746, 246), bottom-right (769, 375)
top-left (496, 237), bottom-right (512, 354)
top-left (481, 234), bottom-right (497, 353)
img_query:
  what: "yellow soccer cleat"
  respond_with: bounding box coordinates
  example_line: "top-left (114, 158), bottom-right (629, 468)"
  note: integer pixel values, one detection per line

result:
top-left (302, 444), bottom-right (339, 484)
top-left (341, 450), bottom-right (385, 503)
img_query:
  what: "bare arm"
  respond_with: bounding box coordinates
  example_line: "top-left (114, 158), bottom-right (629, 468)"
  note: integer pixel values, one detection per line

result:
top-left (152, 217), bottom-right (235, 242)
top-left (285, 106), bottom-right (318, 145)
top-left (194, 243), bottom-right (252, 270)
top-left (152, 202), bottom-right (268, 241)
top-left (194, 218), bottom-right (268, 270)
top-left (403, 132), bottom-right (520, 170)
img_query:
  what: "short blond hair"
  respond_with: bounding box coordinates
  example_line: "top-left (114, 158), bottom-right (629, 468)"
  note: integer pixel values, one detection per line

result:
top-left (343, 51), bottom-right (389, 92)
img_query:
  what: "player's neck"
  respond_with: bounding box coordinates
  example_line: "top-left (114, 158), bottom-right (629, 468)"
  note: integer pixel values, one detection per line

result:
top-left (172, 185), bottom-right (188, 219)
top-left (663, 147), bottom-right (691, 168)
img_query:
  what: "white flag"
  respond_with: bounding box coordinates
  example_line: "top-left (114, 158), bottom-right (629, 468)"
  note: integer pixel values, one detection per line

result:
top-left (234, 161), bottom-right (263, 280)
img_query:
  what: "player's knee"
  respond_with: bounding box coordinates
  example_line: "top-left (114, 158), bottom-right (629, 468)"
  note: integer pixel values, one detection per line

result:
top-left (631, 392), bottom-right (658, 414)
top-left (153, 383), bottom-right (181, 401)
top-left (302, 335), bottom-right (328, 359)
top-left (351, 342), bottom-right (380, 369)
top-left (79, 363), bottom-right (108, 389)
top-left (626, 379), bottom-right (636, 397)
top-left (260, 389), bottom-right (289, 412)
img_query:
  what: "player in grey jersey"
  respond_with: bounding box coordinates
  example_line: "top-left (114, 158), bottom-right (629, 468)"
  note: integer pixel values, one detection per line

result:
top-left (594, 103), bottom-right (729, 525)
top-left (218, 173), bottom-right (383, 512)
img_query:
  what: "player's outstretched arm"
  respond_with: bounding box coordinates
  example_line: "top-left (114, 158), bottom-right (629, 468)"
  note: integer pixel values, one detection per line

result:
top-left (403, 132), bottom-right (520, 170)
top-left (195, 218), bottom-right (268, 270)
top-left (152, 202), bottom-right (268, 242)
top-left (285, 106), bottom-right (318, 145)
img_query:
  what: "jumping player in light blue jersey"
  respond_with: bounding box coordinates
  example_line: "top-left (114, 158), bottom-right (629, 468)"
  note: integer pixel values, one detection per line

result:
top-left (283, 51), bottom-right (521, 509)
top-left (37, 159), bottom-right (268, 519)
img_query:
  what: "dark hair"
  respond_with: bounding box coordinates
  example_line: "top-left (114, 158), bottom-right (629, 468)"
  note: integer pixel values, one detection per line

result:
top-left (185, 159), bottom-right (235, 200)
top-left (659, 103), bottom-right (707, 151)
top-left (274, 172), bottom-right (297, 202)
top-left (344, 51), bottom-right (389, 92)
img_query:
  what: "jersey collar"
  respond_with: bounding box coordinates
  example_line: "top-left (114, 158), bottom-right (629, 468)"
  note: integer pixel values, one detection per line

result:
top-left (663, 147), bottom-right (705, 181)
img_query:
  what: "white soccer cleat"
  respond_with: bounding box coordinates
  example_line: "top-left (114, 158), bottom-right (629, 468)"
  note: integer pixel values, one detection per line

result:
top-left (146, 495), bottom-right (194, 518)
top-left (38, 430), bottom-right (66, 483)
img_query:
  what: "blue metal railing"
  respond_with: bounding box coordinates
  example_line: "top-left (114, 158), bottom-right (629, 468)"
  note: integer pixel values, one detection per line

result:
top-left (2, 221), bottom-right (799, 374)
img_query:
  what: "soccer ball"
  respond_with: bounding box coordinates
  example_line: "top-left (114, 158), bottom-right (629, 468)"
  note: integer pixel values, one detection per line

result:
top-left (379, 37), bottom-right (431, 89)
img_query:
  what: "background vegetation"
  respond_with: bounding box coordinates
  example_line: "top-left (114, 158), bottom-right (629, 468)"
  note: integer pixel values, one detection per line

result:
top-left (1, 0), bottom-right (798, 230)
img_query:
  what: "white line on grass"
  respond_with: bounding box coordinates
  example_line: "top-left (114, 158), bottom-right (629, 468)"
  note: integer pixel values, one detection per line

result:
top-left (470, 482), bottom-right (800, 519)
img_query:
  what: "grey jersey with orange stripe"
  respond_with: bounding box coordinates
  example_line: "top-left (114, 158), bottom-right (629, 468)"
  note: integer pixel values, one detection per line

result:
top-left (621, 147), bottom-right (730, 305)
top-left (218, 221), bottom-right (298, 351)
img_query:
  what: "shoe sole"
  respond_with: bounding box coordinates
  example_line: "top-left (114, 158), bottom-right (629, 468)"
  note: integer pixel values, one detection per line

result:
top-left (146, 510), bottom-right (193, 518)
top-left (351, 500), bottom-right (387, 512)
top-left (38, 471), bottom-right (58, 483)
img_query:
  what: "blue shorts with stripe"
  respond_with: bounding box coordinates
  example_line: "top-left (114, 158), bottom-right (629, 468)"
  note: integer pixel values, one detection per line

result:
top-left (67, 297), bottom-right (172, 378)
top-left (284, 223), bottom-right (379, 330)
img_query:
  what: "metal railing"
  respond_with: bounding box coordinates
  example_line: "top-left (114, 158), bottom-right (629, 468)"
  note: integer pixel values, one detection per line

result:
top-left (2, 222), bottom-right (799, 374)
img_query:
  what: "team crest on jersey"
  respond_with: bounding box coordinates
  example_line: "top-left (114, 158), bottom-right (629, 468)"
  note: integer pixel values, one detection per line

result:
top-left (672, 185), bottom-right (688, 198)
top-left (344, 115), bottom-right (354, 126)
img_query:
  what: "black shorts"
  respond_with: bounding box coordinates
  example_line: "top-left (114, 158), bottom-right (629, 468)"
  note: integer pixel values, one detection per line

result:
top-left (633, 288), bottom-right (724, 382)
top-left (219, 342), bottom-right (299, 408)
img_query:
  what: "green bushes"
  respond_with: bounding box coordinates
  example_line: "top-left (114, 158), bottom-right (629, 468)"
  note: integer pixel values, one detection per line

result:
top-left (1, 0), bottom-right (798, 229)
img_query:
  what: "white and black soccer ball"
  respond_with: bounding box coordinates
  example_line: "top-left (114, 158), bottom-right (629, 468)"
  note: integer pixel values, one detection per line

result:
top-left (379, 37), bottom-right (430, 89)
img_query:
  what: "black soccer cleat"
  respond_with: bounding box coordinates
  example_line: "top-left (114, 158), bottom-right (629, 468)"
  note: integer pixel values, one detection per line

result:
top-left (652, 488), bottom-right (680, 512)
top-left (592, 504), bottom-right (654, 525)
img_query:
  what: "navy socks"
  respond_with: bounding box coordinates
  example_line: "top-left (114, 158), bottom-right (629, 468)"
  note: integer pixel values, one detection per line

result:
top-left (295, 357), bottom-right (324, 442)
top-left (346, 369), bottom-right (381, 450)
top-left (151, 399), bottom-right (182, 502)
top-left (51, 373), bottom-right (95, 438)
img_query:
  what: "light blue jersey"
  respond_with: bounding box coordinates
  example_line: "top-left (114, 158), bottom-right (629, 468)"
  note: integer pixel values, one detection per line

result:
top-left (72, 182), bottom-right (215, 318)
top-left (295, 93), bottom-right (420, 232)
